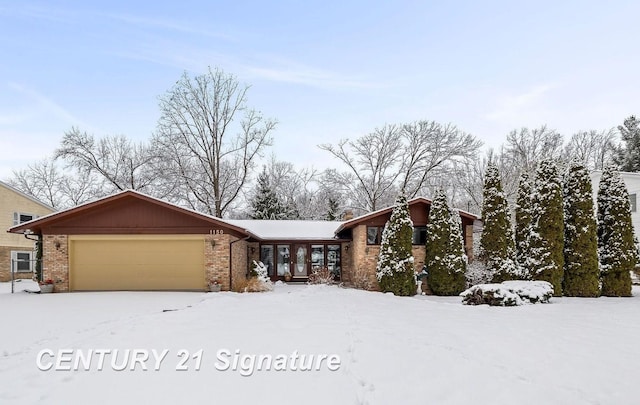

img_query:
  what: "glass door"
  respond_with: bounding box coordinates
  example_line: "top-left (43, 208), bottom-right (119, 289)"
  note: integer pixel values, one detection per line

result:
top-left (276, 245), bottom-right (290, 276)
top-left (293, 244), bottom-right (308, 278)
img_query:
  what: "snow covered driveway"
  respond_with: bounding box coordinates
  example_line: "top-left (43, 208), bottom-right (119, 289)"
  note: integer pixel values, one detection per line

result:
top-left (1, 281), bottom-right (638, 404)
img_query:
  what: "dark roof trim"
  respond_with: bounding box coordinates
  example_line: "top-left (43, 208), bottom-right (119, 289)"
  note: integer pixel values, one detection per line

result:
top-left (336, 197), bottom-right (478, 233)
top-left (7, 189), bottom-right (252, 237)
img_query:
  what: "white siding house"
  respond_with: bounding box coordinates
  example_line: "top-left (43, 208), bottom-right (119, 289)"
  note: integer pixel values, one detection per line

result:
top-left (590, 170), bottom-right (640, 241)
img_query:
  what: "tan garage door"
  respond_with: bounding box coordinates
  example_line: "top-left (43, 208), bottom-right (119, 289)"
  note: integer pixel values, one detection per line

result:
top-left (69, 236), bottom-right (205, 291)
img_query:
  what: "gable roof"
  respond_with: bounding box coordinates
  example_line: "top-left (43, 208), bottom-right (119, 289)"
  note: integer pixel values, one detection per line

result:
top-left (7, 189), bottom-right (252, 237)
top-left (225, 219), bottom-right (344, 240)
top-left (336, 197), bottom-right (478, 233)
top-left (0, 180), bottom-right (55, 211)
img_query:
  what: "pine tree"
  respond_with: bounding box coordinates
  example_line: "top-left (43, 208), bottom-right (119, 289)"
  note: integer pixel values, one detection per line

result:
top-left (597, 166), bottom-right (634, 296)
top-left (375, 194), bottom-right (416, 296)
top-left (250, 167), bottom-right (287, 219)
top-left (515, 172), bottom-right (532, 276)
top-left (528, 160), bottom-right (564, 296)
top-left (563, 161), bottom-right (600, 297)
top-left (426, 190), bottom-right (467, 295)
top-left (614, 115), bottom-right (640, 172)
top-left (480, 164), bottom-right (518, 282)
top-left (325, 197), bottom-right (340, 221)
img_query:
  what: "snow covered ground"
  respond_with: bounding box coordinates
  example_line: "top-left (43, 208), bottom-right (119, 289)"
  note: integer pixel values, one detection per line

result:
top-left (1, 280), bottom-right (638, 405)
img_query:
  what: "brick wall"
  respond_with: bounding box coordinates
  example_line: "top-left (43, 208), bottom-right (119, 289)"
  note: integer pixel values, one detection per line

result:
top-left (346, 226), bottom-right (428, 291)
top-left (42, 235), bottom-right (69, 292)
top-left (204, 234), bottom-right (233, 291)
top-left (348, 225), bottom-right (380, 290)
top-left (0, 245), bottom-right (35, 282)
top-left (231, 239), bottom-right (248, 289)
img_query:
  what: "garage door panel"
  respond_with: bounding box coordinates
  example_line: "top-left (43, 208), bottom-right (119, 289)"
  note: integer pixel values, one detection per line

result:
top-left (70, 237), bottom-right (205, 291)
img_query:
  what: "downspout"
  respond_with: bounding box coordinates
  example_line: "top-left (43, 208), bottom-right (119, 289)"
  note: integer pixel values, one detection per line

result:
top-left (229, 236), bottom-right (250, 291)
top-left (24, 233), bottom-right (41, 281)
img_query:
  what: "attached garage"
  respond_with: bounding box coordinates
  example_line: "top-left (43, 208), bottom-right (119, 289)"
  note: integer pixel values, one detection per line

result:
top-left (8, 190), bottom-right (250, 292)
top-left (69, 236), bottom-right (205, 291)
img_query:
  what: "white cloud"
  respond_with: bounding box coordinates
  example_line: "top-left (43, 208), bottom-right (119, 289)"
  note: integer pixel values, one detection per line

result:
top-left (7, 82), bottom-right (85, 127)
top-left (484, 83), bottom-right (558, 124)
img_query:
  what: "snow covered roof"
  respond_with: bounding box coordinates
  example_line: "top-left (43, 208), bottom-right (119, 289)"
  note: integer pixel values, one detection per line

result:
top-left (224, 220), bottom-right (344, 240)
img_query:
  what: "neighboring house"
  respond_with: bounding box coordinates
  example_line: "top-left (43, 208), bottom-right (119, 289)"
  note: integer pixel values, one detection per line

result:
top-left (0, 181), bottom-right (55, 282)
top-left (591, 170), bottom-right (640, 241)
top-left (8, 190), bottom-right (477, 292)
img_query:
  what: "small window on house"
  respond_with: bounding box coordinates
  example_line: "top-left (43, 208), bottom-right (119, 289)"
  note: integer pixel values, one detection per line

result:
top-left (11, 251), bottom-right (33, 273)
top-left (327, 245), bottom-right (341, 280)
top-left (260, 245), bottom-right (274, 276)
top-left (13, 212), bottom-right (35, 226)
top-left (412, 226), bottom-right (428, 245)
top-left (630, 193), bottom-right (637, 213)
top-left (366, 226), bottom-right (384, 245)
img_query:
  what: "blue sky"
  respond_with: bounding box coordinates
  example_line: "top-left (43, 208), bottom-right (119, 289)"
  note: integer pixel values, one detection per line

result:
top-left (1, 1), bottom-right (639, 178)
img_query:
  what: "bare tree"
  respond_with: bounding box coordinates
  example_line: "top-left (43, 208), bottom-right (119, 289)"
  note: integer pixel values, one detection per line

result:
top-left (55, 127), bottom-right (158, 193)
top-left (319, 121), bottom-right (482, 212)
top-left (319, 125), bottom-right (402, 212)
top-left (564, 129), bottom-right (618, 170)
top-left (152, 67), bottom-right (276, 217)
top-left (9, 157), bottom-right (106, 209)
top-left (400, 121), bottom-right (482, 197)
top-left (503, 126), bottom-right (564, 175)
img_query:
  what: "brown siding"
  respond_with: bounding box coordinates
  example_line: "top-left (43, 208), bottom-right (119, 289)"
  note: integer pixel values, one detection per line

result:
top-left (38, 196), bottom-right (245, 237)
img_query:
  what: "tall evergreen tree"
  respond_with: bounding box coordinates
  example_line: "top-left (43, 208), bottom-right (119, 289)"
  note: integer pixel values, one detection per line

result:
top-left (597, 166), bottom-right (634, 296)
top-left (375, 194), bottom-right (416, 296)
top-left (250, 167), bottom-right (287, 219)
top-left (528, 160), bottom-right (564, 296)
top-left (480, 164), bottom-right (518, 282)
top-left (563, 161), bottom-right (600, 297)
top-left (515, 172), bottom-right (533, 276)
top-left (426, 190), bottom-right (467, 295)
top-left (614, 115), bottom-right (640, 172)
top-left (325, 197), bottom-right (340, 221)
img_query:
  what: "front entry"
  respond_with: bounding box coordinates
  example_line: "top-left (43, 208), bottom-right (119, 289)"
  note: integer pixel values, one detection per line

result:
top-left (292, 244), bottom-right (308, 278)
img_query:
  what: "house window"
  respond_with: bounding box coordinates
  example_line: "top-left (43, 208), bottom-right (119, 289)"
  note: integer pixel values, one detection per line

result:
top-left (327, 245), bottom-right (341, 280)
top-left (366, 226), bottom-right (384, 245)
top-left (412, 226), bottom-right (427, 245)
top-left (260, 245), bottom-right (274, 276)
top-left (11, 251), bottom-right (33, 273)
top-left (311, 245), bottom-right (325, 271)
top-left (630, 193), bottom-right (637, 213)
top-left (13, 212), bottom-right (36, 226)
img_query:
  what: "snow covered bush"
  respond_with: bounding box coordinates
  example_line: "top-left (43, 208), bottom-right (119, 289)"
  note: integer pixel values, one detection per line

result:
top-left (480, 164), bottom-right (518, 282)
top-left (308, 267), bottom-right (335, 285)
top-left (376, 194), bottom-right (416, 296)
top-left (460, 281), bottom-right (553, 306)
top-left (562, 161), bottom-right (600, 297)
top-left (515, 172), bottom-right (533, 277)
top-left (352, 265), bottom-right (375, 290)
top-left (528, 159), bottom-right (564, 296)
top-left (234, 261), bottom-right (274, 292)
top-left (597, 166), bottom-right (634, 296)
top-left (426, 191), bottom-right (467, 295)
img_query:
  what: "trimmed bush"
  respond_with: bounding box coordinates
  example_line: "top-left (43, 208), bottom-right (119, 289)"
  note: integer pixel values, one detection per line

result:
top-left (426, 190), bottom-right (467, 295)
top-left (460, 281), bottom-right (553, 306)
top-left (562, 161), bottom-right (600, 297)
top-left (376, 194), bottom-right (416, 296)
top-left (597, 167), bottom-right (634, 297)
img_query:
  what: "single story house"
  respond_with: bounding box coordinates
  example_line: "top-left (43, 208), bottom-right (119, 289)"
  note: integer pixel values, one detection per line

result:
top-left (8, 190), bottom-right (477, 292)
